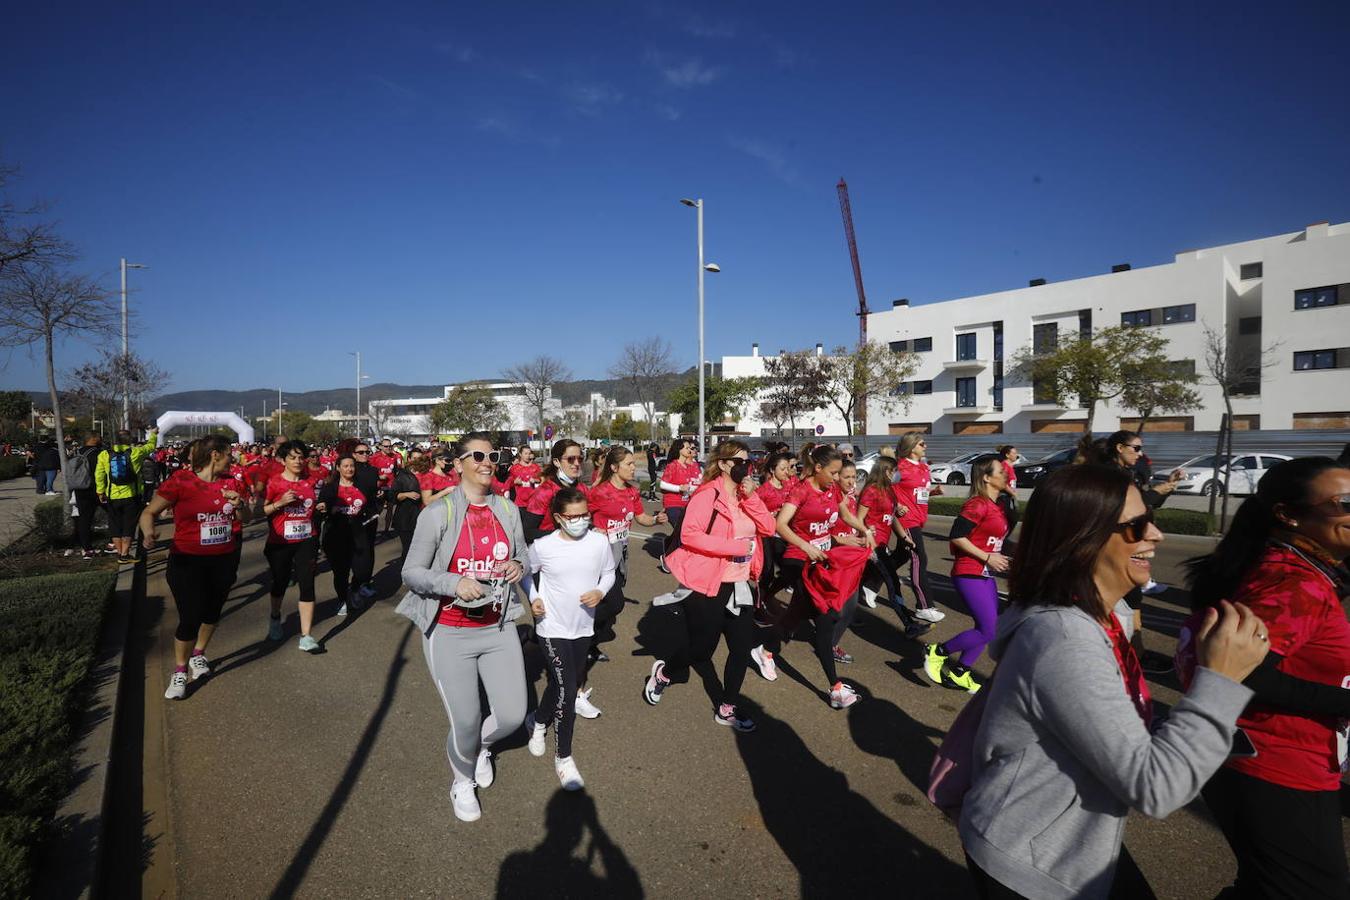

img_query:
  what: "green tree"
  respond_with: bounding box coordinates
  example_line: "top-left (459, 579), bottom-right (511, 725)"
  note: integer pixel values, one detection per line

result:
top-left (299, 419), bottom-right (340, 446)
top-left (820, 341), bottom-right (920, 436)
top-left (760, 350), bottom-right (827, 446)
top-left (667, 374), bottom-right (761, 432)
top-left (429, 386), bottom-right (506, 436)
top-left (274, 409), bottom-right (314, 438)
top-left (1120, 359), bottom-right (1202, 433)
top-left (0, 389), bottom-right (29, 425)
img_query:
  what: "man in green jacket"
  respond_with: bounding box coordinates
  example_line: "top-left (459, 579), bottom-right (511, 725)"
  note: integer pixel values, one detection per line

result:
top-left (96, 426), bottom-right (159, 563)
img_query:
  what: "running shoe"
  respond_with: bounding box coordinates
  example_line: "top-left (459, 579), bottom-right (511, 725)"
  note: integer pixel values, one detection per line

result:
top-left (657, 554), bottom-right (670, 575)
top-left (555, 756), bottom-right (585, 791)
top-left (904, 620), bottom-right (933, 640)
top-left (267, 617), bottom-right (284, 641)
top-left (450, 780), bottom-right (481, 822)
top-left (833, 646), bottom-right (854, 665)
top-left (298, 635), bottom-right (320, 653)
top-left (81, 550), bottom-right (96, 560)
top-left (336, 602), bottom-right (348, 617)
top-left (750, 645), bottom-right (778, 682)
top-left (829, 682), bottom-right (860, 709)
top-left (164, 670), bottom-right (188, 701)
top-left (923, 643), bottom-right (949, 684)
top-left (475, 748), bottom-right (494, 788)
top-left (589, 648), bottom-right (610, 664)
top-left (118, 555), bottom-right (134, 565)
top-left (526, 712), bottom-right (547, 757)
top-left (574, 688), bottom-right (602, 719)
top-left (358, 583), bottom-right (377, 599)
top-left (714, 703), bottom-right (757, 733)
top-left (914, 607), bottom-right (946, 623)
top-left (943, 667), bottom-right (982, 694)
top-left (348, 590), bottom-right (366, 612)
top-left (643, 660), bottom-right (669, 706)
top-left (187, 653), bottom-right (211, 681)
top-left (1141, 580), bottom-right (1169, 596)
top-left (861, 587), bottom-right (878, 609)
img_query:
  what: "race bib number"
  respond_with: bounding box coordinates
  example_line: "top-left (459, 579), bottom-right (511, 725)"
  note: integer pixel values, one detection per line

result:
top-left (607, 525), bottom-right (629, 544)
top-left (915, 487), bottom-right (930, 505)
top-left (200, 521), bottom-right (230, 546)
top-left (283, 519), bottom-right (312, 541)
top-left (809, 536), bottom-right (832, 552)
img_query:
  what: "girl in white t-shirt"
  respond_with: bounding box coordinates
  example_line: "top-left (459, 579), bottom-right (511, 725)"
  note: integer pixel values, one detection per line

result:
top-left (525, 487), bottom-right (616, 790)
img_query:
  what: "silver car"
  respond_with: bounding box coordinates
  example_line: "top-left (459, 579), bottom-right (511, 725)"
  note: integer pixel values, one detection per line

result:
top-left (928, 451), bottom-right (989, 486)
top-left (1168, 452), bottom-right (1292, 497)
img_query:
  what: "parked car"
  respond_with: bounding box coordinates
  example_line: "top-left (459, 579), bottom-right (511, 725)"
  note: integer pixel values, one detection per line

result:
top-left (854, 451), bottom-right (882, 477)
top-left (1013, 447), bottom-right (1078, 488)
top-left (1164, 452), bottom-right (1293, 497)
top-left (928, 451), bottom-right (992, 486)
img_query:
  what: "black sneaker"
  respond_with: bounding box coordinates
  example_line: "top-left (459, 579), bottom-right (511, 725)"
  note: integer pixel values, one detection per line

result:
top-left (643, 660), bottom-right (669, 705)
top-left (714, 703), bottom-right (756, 733)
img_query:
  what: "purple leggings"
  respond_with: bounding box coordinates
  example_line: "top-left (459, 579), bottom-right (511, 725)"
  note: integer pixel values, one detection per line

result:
top-left (944, 575), bottom-right (1000, 665)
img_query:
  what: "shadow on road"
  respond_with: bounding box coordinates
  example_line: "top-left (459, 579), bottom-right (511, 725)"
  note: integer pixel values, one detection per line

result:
top-left (496, 790), bottom-right (643, 899)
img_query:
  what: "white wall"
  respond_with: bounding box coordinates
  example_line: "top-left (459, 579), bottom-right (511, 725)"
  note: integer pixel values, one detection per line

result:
top-left (721, 348), bottom-right (852, 436)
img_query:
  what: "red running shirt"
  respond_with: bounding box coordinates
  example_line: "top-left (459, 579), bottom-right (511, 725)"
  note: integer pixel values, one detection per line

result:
top-left (438, 503), bottom-right (509, 628)
top-left (949, 496), bottom-right (1009, 578)
top-left (859, 484), bottom-right (896, 539)
top-left (526, 479), bottom-right (589, 534)
top-left (833, 493), bottom-right (860, 540)
top-left (506, 463), bottom-right (542, 508)
top-left (369, 452), bottom-right (398, 488)
top-left (589, 481), bottom-right (641, 541)
top-left (661, 460), bottom-right (702, 509)
top-left (893, 458), bottom-right (932, 528)
top-left (265, 474), bottom-right (318, 544)
top-left (783, 480), bottom-right (843, 560)
top-left (756, 479), bottom-right (790, 517)
top-left (417, 471), bottom-right (455, 502)
top-left (155, 470), bottom-right (239, 556)
top-left (1001, 459), bottom-right (1017, 490)
top-left (330, 483), bottom-right (368, 518)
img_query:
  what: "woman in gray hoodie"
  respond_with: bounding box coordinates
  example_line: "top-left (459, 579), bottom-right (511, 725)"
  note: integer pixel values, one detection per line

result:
top-left (959, 464), bottom-right (1269, 899)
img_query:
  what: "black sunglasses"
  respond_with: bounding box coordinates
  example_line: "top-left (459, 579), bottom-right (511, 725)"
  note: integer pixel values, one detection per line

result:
top-left (460, 450), bottom-right (501, 464)
top-left (353, 449), bottom-right (370, 455)
top-left (1306, 494), bottom-right (1350, 517)
top-left (1113, 508), bottom-right (1155, 542)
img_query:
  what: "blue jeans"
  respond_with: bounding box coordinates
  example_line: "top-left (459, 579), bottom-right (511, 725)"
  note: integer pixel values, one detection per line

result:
top-left (36, 469), bottom-right (57, 493)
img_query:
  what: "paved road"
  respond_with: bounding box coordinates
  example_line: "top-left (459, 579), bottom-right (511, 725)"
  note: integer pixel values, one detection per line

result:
top-left (134, 505), bottom-right (1336, 899)
top-left (0, 469), bottom-right (63, 548)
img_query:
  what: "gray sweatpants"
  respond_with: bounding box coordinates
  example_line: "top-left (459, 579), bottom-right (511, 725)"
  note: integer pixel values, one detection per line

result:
top-left (421, 623), bottom-right (528, 783)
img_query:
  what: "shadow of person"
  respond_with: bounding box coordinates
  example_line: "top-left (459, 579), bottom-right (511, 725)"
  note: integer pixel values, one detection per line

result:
top-left (732, 699), bottom-right (972, 897)
top-left (845, 684), bottom-right (947, 794)
top-left (496, 790), bottom-right (643, 900)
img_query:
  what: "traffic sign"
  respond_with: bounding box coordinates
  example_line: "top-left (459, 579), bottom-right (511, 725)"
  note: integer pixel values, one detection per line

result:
top-left (544, 425), bottom-right (554, 440)
top-left (815, 424), bottom-right (825, 435)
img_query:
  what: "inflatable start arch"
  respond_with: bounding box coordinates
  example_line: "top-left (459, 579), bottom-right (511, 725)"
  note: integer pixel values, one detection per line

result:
top-left (157, 410), bottom-right (256, 444)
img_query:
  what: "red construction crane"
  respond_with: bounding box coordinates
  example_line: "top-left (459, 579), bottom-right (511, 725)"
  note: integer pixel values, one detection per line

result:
top-left (837, 177), bottom-right (870, 434)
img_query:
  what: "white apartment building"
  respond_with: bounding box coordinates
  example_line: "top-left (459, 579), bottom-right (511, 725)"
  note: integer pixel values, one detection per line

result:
top-left (863, 220), bottom-right (1350, 435)
top-left (367, 381), bottom-right (562, 440)
top-left (721, 343), bottom-right (852, 437)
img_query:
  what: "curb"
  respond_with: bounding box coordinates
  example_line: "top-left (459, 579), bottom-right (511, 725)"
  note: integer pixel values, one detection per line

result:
top-left (33, 558), bottom-right (137, 899)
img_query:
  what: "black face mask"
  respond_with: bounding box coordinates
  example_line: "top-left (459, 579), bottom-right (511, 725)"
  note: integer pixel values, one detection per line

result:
top-left (729, 460), bottom-right (750, 484)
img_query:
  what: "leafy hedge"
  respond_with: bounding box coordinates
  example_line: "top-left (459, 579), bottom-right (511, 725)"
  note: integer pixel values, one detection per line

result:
top-left (0, 456), bottom-right (26, 481)
top-left (926, 495), bottom-right (1214, 535)
top-left (33, 498), bottom-right (67, 545)
top-left (0, 570), bottom-right (116, 898)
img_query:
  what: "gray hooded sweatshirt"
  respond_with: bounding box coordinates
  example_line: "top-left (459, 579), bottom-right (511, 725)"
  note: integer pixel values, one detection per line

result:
top-left (959, 599), bottom-right (1253, 899)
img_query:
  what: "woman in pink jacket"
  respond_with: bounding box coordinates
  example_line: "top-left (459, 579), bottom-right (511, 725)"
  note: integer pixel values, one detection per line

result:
top-left (642, 440), bottom-right (777, 733)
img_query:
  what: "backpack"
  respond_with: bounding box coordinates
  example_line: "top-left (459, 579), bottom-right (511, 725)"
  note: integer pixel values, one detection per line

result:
top-left (109, 448), bottom-right (135, 486)
top-left (65, 449), bottom-right (93, 490)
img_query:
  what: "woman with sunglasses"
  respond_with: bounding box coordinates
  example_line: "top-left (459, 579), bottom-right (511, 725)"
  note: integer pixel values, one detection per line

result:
top-left (317, 454), bottom-right (373, 617)
top-left (1179, 457), bottom-right (1350, 899)
top-left (643, 440), bottom-right (776, 732)
top-left (658, 438), bottom-right (701, 571)
top-left (399, 432), bottom-right (529, 822)
top-left (894, 432), bottom-right (944, 623)
top-left (523, 439), bottom-right (588, 543)
top-left (960, 464), bottom-right (1268, 900)
top-left (306, 448), bottom-right (330, 484)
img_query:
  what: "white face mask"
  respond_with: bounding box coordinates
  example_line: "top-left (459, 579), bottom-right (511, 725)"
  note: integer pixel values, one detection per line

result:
top-left (561, 518), bottom-right (590, 538)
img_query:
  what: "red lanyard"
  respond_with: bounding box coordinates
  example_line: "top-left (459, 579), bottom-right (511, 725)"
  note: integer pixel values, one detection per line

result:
top-left (1103, 614), bottom-right (1153, 728)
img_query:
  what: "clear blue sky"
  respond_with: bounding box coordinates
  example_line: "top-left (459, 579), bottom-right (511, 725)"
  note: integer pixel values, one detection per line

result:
top-left (4, 0), bottom-right (1348, 394)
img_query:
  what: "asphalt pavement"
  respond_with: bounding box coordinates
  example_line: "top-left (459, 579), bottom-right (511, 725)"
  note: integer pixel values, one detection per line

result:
top-left (132, 503), bottom-right (1340, 899)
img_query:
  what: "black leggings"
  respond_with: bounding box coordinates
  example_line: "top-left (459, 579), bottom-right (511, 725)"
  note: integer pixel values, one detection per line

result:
top-left (1202, 765), bottom-right (1348, 899)
top-left (323, 520), bottom-right (372, 601)
top-left (397, 528), bottom-right (414, 564)
top-left (73, 488), bottom-right (99, 551)
top-left (538, 635), bottom-right (589, 759)
top-left (166, 552), bottom-right (236, 642)
top-left (665, 584), bottom-right (756, 707)
top-left (907, 528), bottom-right (935, 610)
top-left (264, 539), bottom-right (317, 601)
top-left (777, 559), bottom-right (840, 686)
top-left (870, 545), bottom-right (920, 627)
top-left (591, 570), bottom-right (626, 654)
top-left (663, 506), bottom-right (685, 556)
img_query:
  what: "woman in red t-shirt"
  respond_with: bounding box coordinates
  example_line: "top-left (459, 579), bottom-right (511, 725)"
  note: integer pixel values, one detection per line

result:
top-left (893, 432), bottom-right (943, 622)
top-left (923, 458), bottom-right (1010, 693)
top-left (317, 455), bottom-right (373, 616)
top-left (306, 448), bottom-right (330, 486)
top-left (748, 450), bottom-right (797, 682)
top-left (1181, 457), bottom-right (1350, 899)
top-left (855, 456), bottom-right (929, 641)
top-left (262, 440), bottom-right (322, 652)
top-left (504, 445), bottom-right (542, 509)
top-left (419, 452), bottom-right (457, 506)
top-left (138, 435), bottom-right (250, 700)
top-left (523, 439), bottom-right (588, 543)
top-left (658, 438), bottom-right (701, 567)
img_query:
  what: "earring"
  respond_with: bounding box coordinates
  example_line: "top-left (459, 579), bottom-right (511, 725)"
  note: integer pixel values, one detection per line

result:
top-left (1289, 521), bottom-right (1298, 527)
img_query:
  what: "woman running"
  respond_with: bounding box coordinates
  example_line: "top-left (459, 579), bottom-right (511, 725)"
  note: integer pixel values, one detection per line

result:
top-left (138, 435), bottom-right (249, 700)
top-left (522, 439), bottom-right (587, 543)
top-left (261, 440), bottom-right (322, 652)
top-left (996, 444), bottom-right (1019, 490)
top-left (748, 450), bottom-right (796, 681)
top-left (658, 438), bottom-right (701, 569)
top-left (418, 450), bottom-right (457, 506)
top-left (856, 456), bottom-right (928, 639)
top-left (398, 431), bottom-right (529, 822)
top-left (923, 457), bottom-right (1011, 693)
top-left (825, 459), bottom-right (871, 666)
top-left (894, 432), bottom-right (944, 622)
top-left (317, 455), bottom-right (373, 617)
top-left (306, 447), bottom-right (330, 484)
top-left (389, 448), bottom-right (425, 562)
top-left (505, 445), bottom-right (542, 509)
top-left (643, 440), bottom-right (776, 732)
top-left (524, 487), bottom-right (616, 790)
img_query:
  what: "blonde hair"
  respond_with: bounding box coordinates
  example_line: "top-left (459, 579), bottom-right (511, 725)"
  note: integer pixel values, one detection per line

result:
top-left (701, 439), bottom-right (751, 484)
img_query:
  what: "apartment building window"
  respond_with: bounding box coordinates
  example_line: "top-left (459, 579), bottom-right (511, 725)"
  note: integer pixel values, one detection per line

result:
top-left (1168, 359), bottom-right (1197, 378)
top-left (913, 336), bottom-right (933, 352)
top-left (1238, 316), bottom-right (1262, 335)
top-left (993, 374), bottom-right (1004, 411)
top-left (1121, 309), bottom-right (1153, 327)
top-left (993, 322), bottom-right (1004, 361)
top-left (992, 322), bottom-right (1004, 410)
top-left (1294, 284), bottom-right (1346, 310)
top-left (1078, 309), bottom-right (1092, 339)
top-left (955, 377), bottom-right (977, 407)
top-left (1240, 262), bottom-right (1263, 280)
top-left (1033, 322), bottom-right (1058, 354)
top-left (889, 340), bottom-right (908, 353)
top-left (1162, 304), bottom-right (1196, 324)
top-left (912, 380), bottom-right (933, 395)
top-left (955, 333), bottom-right (977, 360)
top-left (1294, 349), bottom-right (1343, 370)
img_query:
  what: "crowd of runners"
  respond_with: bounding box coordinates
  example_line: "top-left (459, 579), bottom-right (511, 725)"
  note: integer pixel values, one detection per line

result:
top-left (126, 425), bottom-right (1349, 897)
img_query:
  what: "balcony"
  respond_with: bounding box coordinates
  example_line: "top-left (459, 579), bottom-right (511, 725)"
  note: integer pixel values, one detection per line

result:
top-left (943, 405), bottom-right (995, 416)
top-left (1020, 402), bottom-right (1072, 412)
top-left (941, 358), bottom-right (990, 373)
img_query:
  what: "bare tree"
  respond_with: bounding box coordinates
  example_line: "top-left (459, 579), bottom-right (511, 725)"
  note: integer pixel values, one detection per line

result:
top-left (0, 162), bottom-right (74, 283)
top-left (65, 350), bottom-right (170, 434)
top-left (760, 350), bottom-right (828, 448)
top-left (609, 337), bottom-right (676, 442)
top-left (819, 341), bottom-right (920, 436)
top-left (1200, 321), bottom-right (1280, 528)
top-left (504, 355), bottom-right (571, 448)
top-left (365, 401), bottom-right (393, 440)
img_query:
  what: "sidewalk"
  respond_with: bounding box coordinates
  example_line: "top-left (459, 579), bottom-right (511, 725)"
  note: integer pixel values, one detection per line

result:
top-left (0, 469), bottom-right (63, 548)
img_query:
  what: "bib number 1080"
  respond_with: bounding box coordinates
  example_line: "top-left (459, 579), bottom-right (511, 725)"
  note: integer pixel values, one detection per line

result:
top-left (200, 522), bottom-right (230, 545)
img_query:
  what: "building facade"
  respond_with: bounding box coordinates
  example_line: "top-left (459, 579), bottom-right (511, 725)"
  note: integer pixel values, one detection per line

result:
top-left (864, 220), bottom-right (1350, 435)
top-left (367, 382), bottom-right (563, 441)
top-left (720, 343), bottom-right (852, 437)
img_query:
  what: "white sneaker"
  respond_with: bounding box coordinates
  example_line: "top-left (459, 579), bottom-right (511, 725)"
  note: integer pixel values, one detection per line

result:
top-left (526, 713), bottom-right (547, 757)
top-left (164, 670), bottom-right (188, 700)
top-left (829, 682), bottom-right (860, 709)
top-left (555, 756), bottom-right (585, 791)
top-left (914, 607), bottom-right (946, 623)
top-left (574, 688), bottom-right (602, 719)
top-left (187, 654), bottom-right (211, 682)
top-left (450, 780), bottom-right (481, 822)
top-left (750, 645), bottom-right (778, 682)
top-left (336, 602), bottom-right (348, 617)
top-left (297, 635), bottom-right (320, 653)
top-left (861, 587), bottom-right (878, 609)
top-left (475, 748), bottom-right (494, 788)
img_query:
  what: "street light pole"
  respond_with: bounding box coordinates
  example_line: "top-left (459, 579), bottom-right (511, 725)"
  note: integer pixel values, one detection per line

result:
top-left (120, 258), bottom-right (146, 430)
top-left (680, 199), bottom-right (720, 459)
top-left (350, 351), bottom-right (362, 438)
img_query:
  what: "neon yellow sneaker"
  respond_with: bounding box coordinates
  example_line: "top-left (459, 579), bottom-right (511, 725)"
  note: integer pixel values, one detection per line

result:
top-left (923, 643), bottom-right (948, 685)
top-left (944, 667), bottom-right (982, 694)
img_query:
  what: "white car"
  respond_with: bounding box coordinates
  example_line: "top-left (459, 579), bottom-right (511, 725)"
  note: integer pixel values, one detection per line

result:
top-left (928, 451), bottom-right (990, 486)
top-left (854, 451), bottom-right (882, 477)
top-left (1168, 452), bottom-right (1292, 497)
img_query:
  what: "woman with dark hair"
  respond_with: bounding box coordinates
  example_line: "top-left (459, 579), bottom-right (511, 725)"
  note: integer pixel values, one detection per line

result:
top-left (1180, 456), bottom-right (1350, 899)
top-left (523, 439), bottom-right (587, 543)
top-left (923, 457), bottom-right (1010, 693)
top-left (388, 448), bottom-right (425, 563)
top-left (643, 440), bottom-right (777, 732)
top-left (658, 437), bottom-right (701, 570)
top-left (748, 450), bottom-right (797, 681)
top-left (504, 445), bottom-right (542, 508)
top-left (894, 432), bottom-right (944, 622)
top-left (261, 439), bottom-right (322, 652)
top-left (138, 435), bottom-right (250, 700)
top-left (418, 450), bottom-right (457, 507)
top-left (996, 445), bottom-right (1019, 491)
top-left (959, 464), bottom-right (1267, 900)
top-left (317, 454), bottom-right (373, 617)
